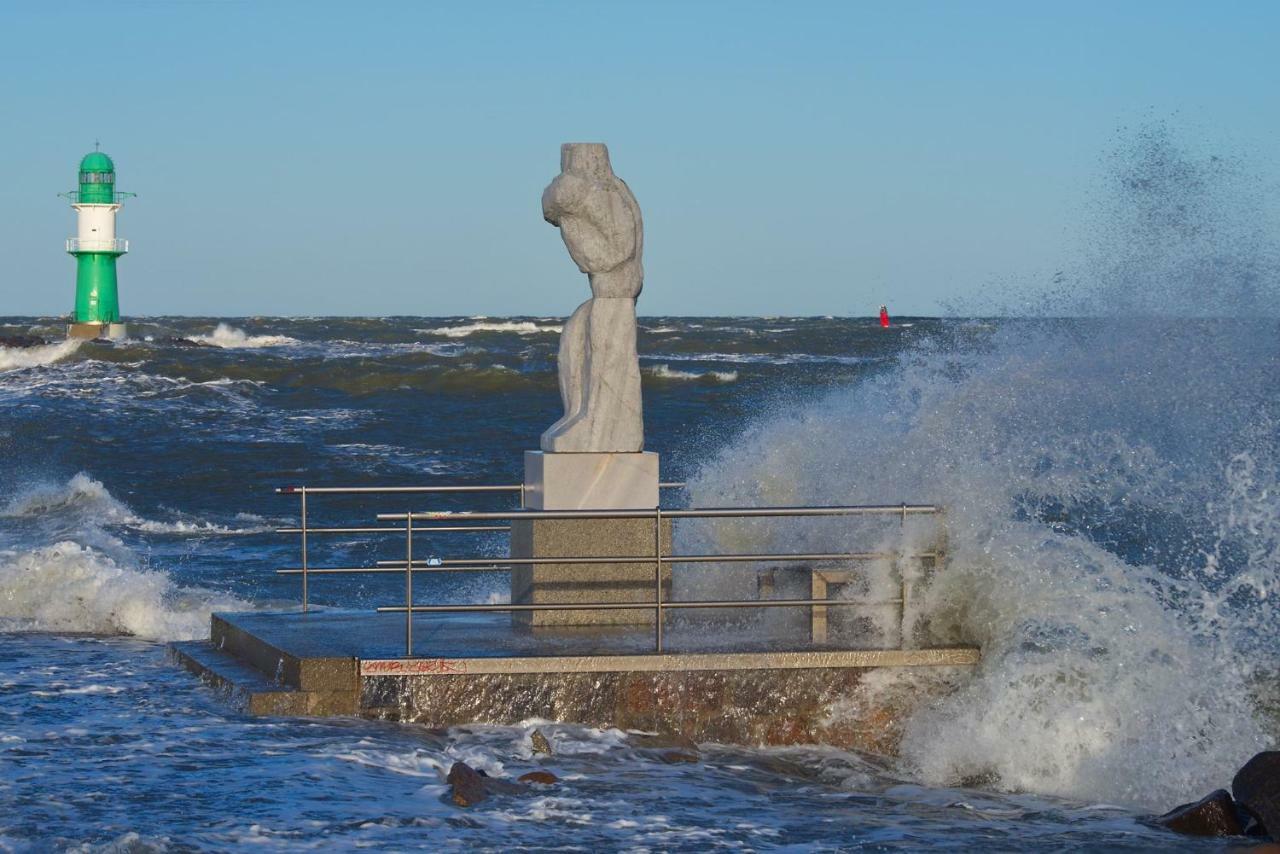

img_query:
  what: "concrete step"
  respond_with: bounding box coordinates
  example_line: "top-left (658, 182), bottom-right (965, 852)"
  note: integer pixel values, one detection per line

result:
top-left (169, 640), bottom-right (312, 716)
top-left (211, 612), bottom-right (357, 694)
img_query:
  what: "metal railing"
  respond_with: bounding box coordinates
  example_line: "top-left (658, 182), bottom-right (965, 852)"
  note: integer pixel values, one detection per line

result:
top-left (275, 483), bottom-right (944, 657)
top-left (66, 238), bottom-right (129, 253)
top-left (59, 190), bottom-right (137, 205)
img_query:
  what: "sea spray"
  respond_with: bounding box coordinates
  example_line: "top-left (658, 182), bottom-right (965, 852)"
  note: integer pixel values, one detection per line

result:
top-left (679, 125), bottom-right (1280, 808)
top-left (681, 319), bottom-right (1276, 808)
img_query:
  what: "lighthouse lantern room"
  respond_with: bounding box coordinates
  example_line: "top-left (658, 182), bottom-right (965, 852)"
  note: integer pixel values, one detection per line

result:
top-left (60, 149), bottom-right (134, 340)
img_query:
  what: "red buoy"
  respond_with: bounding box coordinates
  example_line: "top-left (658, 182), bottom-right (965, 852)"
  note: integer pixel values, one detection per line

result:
top-left (879, 305), bottom-right (891, 327)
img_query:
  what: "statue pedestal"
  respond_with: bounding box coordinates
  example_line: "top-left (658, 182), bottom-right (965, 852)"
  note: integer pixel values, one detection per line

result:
top-left (512, 451), bottom-right (671, 627)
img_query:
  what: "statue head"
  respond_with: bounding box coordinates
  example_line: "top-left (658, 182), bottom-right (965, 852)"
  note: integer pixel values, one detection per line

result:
top-left (561, 143), bottom-right (612, 179)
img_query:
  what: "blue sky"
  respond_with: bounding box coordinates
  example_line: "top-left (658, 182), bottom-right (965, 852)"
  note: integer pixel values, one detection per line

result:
top-left (2, 1), bottom-right (1278, 317)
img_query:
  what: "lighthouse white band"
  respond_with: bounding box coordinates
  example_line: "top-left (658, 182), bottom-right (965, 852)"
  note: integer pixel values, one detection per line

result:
top-left (72, 202), bottom-right (122, 245)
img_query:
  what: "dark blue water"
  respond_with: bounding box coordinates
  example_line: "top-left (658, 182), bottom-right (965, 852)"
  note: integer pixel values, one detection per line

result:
top-left (0, 314), bottom-right (1275, 850)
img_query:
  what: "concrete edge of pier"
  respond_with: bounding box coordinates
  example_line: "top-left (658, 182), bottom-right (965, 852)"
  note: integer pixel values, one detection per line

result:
top-left (169, 610), bottom-right (979, 752)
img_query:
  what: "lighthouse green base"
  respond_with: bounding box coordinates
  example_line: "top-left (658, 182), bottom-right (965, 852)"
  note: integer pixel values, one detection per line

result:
top-left (73, 252), bottom-right (122, 324)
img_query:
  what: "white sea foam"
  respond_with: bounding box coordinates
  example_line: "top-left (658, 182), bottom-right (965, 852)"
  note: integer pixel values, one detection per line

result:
top-left (646, 364), bottom-right (738, 382)
top-left (416, 321), bottom-right (563, 338)
top-left (190, 323), bottom-right (299, 348)
top-left (647, 351), bottom-right (879, 366)
top-left (0, 339), bottom-right (82, 372)
top-left (0, 541), bottom-right (249, 640)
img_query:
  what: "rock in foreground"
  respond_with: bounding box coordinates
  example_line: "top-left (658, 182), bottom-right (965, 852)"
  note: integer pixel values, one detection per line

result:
top-left (446, 761), bottom-right (489, 807)
top-left (1234, 751), bottom-right (1280, 838)
top-left (1155, 789), bottom-right (1243, 837)
top-left (446, 761), bottom-right (533, 807)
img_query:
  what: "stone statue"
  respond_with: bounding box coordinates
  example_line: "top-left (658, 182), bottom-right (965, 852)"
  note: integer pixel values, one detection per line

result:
top-left (540, 143), bottom-right (645, 452)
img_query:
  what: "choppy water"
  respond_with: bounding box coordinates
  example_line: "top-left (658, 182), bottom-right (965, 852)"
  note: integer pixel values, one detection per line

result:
top-left (3, 128), bottom-right (1279, 850)
top-left (0, 310), bottom-right (1275, 851)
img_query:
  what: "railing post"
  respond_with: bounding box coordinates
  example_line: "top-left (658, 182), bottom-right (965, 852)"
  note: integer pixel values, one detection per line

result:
top-left (405, 510), bottom-right (413, 658)
top-left (654, 504), bottom-right (663, 653)
top-left (898, 502), bottom-right (908, 647)
top-left (300, 487), bottom-right (309, 613)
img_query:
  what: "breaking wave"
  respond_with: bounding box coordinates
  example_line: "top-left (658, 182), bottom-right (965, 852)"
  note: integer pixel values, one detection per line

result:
top-left (191, 323), bottom-right (300, 348)
top-left (2, 473), bottom-right (273, 535)
top-left (681, 126), bottom-right (1280, 810)
top-left (0, 339), bottom-right (82, 372)
top-left (646, 364), bottom-right (738, 383)
top-left (417, 320), bottom-right (563, 338)
top-left (0, 541), bottom-right (249, 640)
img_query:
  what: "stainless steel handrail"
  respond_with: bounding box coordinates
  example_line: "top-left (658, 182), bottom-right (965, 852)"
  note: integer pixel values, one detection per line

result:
top-left (272, 550), bottom-right (940, 573)
top-left (278, 482), bottom-right (943, 656)
top-left (377, 504), bottom-right (937, 522)
top-left (277, 483), bottom-right (685, 495)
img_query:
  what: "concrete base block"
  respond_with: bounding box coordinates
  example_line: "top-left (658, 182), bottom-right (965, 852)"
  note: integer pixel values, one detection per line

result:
top-left (68, 322), bottom-right (127, 341)
top-left (524, 450), bottom-right (658, 510)
top-left (511, 517), bottom-right (672, 627)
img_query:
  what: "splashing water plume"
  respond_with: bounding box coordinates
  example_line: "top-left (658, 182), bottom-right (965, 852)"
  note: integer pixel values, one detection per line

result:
top-left (682, 125), bottom-right (1279, 808)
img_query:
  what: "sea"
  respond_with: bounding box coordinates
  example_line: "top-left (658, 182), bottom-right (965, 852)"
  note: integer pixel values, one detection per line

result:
top-left (0, 309), bottom-right (1276, 852)
top-left (3, 132), bottom-right (1279, 851)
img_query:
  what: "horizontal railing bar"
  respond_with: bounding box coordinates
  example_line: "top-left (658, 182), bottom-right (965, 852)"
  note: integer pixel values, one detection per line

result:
top-left (276, 525), bottom-right (511, 535)
top-left (375, 597), bottom-right (903, 614)
top-left (373, 551), bottom-right (939, 567)
top-left (278, 552), bottom-right (939, 575)
top-left (378, 504), bottom-right (940, 522)
top-left (277, 483), bottom-right (686, 495)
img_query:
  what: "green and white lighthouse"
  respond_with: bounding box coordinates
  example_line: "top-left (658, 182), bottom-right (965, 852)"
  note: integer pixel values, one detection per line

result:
top-left (61, 149), bottom-right (134, 339)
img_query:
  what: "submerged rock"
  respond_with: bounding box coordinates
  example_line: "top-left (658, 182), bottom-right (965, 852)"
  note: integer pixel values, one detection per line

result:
top-left (1155, 789), bottom-right (1243, 837)
top-left (0, 335), bottom-right (50, 348)
top-left (518, 771), bottom-right (558, 785)
top-left (1233, 751), bottom-right (1280, 838)
top-left (447, 761), bottom-right (489, 807)
top-left (445, 761), bottom-right (530, 807)
top-left (659, 750), bottom-right (700, 764)
top-left (530, 729), bottom-right (552, 755)
top-left (627, 732), bottom-right (701, 764)
top-left (155, 336), bottom-right (213, 348)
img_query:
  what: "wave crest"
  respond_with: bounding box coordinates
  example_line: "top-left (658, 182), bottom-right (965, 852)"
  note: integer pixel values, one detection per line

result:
top-left (0, 541), bottom-right (249, 640)
top-left (2, 473), bottom-right (273, 535)
top-left (191, 323), bottom-right (300, 348)
top-left (646, 364), bottom-right (738, 383)
top-left (417, 321), bottom-right (563, 338)
top-left (0, 339), bottom-right (82, 372)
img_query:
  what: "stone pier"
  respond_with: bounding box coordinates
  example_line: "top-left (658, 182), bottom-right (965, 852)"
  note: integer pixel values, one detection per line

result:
top-left (170, 610), bottom-right (978, 752)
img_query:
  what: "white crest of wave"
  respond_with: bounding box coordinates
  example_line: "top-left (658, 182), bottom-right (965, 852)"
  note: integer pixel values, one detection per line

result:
top-left (0, 339), bottom-right (82, 372)
top-left (417, 320), bottom-right (563, 338)
top-left (191, 323), bottom-right (299, 348)
top-left (646, 364), bottom-right (738, 382)
top-left (2, 472), bottom-right (272, 535)
top-left (0, 541), bottom-right (249, 640)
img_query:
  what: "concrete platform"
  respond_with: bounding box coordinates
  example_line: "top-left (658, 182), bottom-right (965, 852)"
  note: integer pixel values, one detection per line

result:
top-left (171, 609), bottom-right (978, 752)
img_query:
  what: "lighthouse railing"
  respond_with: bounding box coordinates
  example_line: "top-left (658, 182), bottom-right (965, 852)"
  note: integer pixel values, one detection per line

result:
top-left (58, 191), bottom-right (137, 205)
top-left (66, 238), bottom-right (128, 253)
